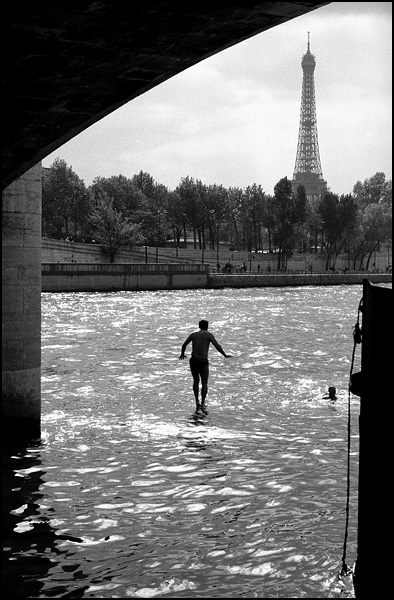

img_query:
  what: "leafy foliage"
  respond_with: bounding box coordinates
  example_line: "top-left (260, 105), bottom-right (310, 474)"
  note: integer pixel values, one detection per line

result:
top-left (351, 172), bottom-right (392, 268)
top-left (270, 177), bottom-right (307, 269)
top-left (42, 158), bottom-right (89, 239)
top-left (90, 190), bottom-right (144, 262)
top-left (43, 158), bottom-right (392, 268)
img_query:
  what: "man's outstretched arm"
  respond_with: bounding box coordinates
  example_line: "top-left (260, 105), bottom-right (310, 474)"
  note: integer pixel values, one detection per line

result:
top-left (179, 335), bottom-right (192, 359)
top-left (211, 336), bottom-right (232, 358)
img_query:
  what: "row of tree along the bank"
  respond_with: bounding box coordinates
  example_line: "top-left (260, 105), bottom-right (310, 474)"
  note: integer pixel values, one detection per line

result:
top-left (42, 159), bottom-right (392, 269)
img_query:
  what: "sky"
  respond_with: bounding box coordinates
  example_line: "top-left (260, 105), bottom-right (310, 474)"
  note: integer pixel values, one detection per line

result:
top-left (42, 2), bottom-right (392, 196)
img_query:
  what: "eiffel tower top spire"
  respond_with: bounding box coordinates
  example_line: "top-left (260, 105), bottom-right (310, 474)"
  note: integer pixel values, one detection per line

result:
top-left (292, 34), bottom-right (327, 200)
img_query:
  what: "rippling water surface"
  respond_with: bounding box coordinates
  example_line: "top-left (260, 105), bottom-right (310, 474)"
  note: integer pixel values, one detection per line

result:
top-left (3, 286), bottom-right (367, 598)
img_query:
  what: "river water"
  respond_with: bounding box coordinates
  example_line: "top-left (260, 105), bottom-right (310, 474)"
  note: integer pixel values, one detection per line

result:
top-left (3, 285), bottom-right (368, 598)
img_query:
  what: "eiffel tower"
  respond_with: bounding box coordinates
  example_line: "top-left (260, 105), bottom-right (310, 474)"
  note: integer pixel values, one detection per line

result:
top-left (292, 33), bottom-right (327, 200)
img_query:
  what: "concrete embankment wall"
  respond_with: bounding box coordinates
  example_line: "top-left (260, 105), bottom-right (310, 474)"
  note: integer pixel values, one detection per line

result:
top-left (41, 263), bottom-right (391, 292)
top-left (42, 263), bottom-right (209, 292)
top-left (208, 273), bottom-right (392, 288)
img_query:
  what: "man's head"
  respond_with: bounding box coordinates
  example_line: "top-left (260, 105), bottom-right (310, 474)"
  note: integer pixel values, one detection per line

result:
top-left (199, 319), bottom-right (209, 330)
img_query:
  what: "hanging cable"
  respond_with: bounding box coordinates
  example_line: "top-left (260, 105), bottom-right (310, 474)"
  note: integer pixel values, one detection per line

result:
top-left (339, 297), bottom-right (362, 579)
top-left (340, 388), bottom-right (353, 578)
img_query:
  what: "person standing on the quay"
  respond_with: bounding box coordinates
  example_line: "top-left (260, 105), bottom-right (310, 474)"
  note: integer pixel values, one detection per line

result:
top-left (179, 319), bottom-right (232, 414)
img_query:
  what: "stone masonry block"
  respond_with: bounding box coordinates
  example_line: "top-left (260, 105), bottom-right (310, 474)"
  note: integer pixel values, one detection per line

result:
top-left (2, 340), bottom-right (24, 371)
top-left (2, 367), bottom-right (41, 419)
top-left (23, 213), bottom-right (42, 247)
top-left (23, 285), bottom-right (42, 314)
top-left (23, 338), bottom-right (41, 370)
top-left (2, 313), bottom-right (40, 341)
top-left (2, 284), bottom-right (24, 314)
top-left (1, 213), bottom-right (25, 247)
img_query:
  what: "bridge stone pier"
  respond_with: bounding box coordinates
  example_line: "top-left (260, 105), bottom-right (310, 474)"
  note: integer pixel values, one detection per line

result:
top-left (2, 2), bottom-right (330, 440)
top-left (2, 165), bottom-right (42, 440)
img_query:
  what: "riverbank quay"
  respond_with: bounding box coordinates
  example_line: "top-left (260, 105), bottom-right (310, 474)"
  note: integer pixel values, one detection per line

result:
top-left (208, 272), bottom-right (392, 289)
top-left (41, 263), bottom-right (391, 292)
top-left (41, 263), bottom-right (209, 292)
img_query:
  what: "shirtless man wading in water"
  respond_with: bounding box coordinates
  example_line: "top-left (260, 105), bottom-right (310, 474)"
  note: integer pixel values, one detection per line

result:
top-left (179, 319), bottom-right (232, 414)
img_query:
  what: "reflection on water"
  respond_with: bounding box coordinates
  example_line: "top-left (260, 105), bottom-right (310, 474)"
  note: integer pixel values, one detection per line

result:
top-left (2, 286), bottom-right (367, 598)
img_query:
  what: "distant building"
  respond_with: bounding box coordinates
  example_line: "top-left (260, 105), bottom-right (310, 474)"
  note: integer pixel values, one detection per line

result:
top-left (292, 34), bottom-right (327, 201)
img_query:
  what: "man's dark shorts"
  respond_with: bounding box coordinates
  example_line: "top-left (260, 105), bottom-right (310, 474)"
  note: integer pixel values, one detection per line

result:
top-left (189, 357), bottom-right (209, 377)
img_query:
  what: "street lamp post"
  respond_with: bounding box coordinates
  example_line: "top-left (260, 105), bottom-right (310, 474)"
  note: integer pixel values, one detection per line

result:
top-left (156, 210), bottom-right (160, 263)
top-left (212, 211), bottom-right (219, 266)
top-left (170, 217), bottom-right (179, 258)
top-left (156, 210), bottom-right (167, 263)
top-left (137, 204), bottom-right (148, 263)
top-left (140, 217), bottom-right (149, 264)
top-left (201, 212), bottom-right (206, 265)
top-left (74, 195), bottom-right (78, 241)
top-left (73, 192), bottom-right (87, 241)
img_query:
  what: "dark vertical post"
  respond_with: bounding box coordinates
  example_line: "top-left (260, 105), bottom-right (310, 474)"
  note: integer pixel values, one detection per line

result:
top-left (353, 279), bottom-right (392, 597)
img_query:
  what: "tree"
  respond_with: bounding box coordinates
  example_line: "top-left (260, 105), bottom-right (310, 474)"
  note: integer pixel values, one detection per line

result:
top-left (90, 190), bottom-right (144, 262)
top-left (305, 198), bottom-right (323, 253)
top-left (227, 187), bottom-right (244, 250)
top-left (352, 172), bottom-right (392, 269)
top-left (270, 177), bottom-right (307, 270)
top-left (353, 172), bottom-right (392, 209)
top-left (205, 184), bottom-right (229, 259)
top-left (318, 192), bottom-right (341, 268)
top-left (90, 172), bottom-right (176, 248)
top-left (261, 194), bottom-right (276, 253)
top-left (318, 192), bottom-right (358, 270)
top-left (42, 158), bottom-right (88, 239)
top-left (90, 174), bottom-right (146, 218)
top-left (243, 184), bottom-right (266, 252)
top-left (131, 170), bottom-right (156, 199)
top-left (195, 179), bottom-right (208, 252)
top-left (166, 190), bottom-right (186, 251)
top-left (176, 177), bottom-right (200, 248)
top-left (353, 202), bottom-right (392, 270)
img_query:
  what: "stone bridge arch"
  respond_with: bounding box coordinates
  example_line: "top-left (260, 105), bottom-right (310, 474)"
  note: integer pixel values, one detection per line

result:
top-left (2, 2), bottom-right (330, 439)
